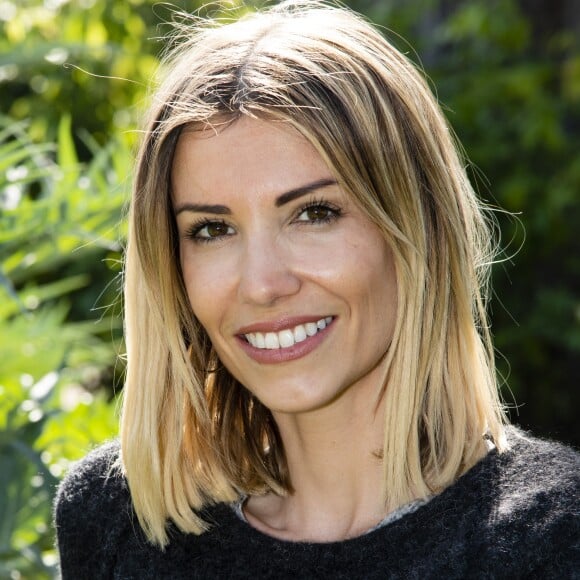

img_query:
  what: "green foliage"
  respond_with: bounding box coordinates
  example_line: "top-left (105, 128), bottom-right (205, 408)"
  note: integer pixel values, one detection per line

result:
top-left (0, 117), bottom-right (125, 578)
top-left (0, 0), bottom-right (258, 155)
top-left (0, 0), bottom-right (159, 151)
top-left (420, 0), bottom-right (580, 441)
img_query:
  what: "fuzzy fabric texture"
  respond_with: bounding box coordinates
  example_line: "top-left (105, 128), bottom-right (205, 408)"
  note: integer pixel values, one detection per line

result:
top-left (54, 428), bottom-right (579, 579)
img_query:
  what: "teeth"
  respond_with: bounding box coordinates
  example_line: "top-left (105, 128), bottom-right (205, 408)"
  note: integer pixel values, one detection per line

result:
top-left (278, 329), bottom-right (295, 348)
top-left (305, 322), bottom-right (318, 336)
top-left (294, 325), bottom-right (307, 343)
top-left (244, 317), bottom-right (333, 350)
top-left (264, 333), bottom-right (279, 349)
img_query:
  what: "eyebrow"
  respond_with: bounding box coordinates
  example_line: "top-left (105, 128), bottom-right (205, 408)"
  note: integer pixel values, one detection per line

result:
top-left (174, 202), bottom-right (231, 216)
top-left (173, 178), bottom-right (337, 216)
top-left (275, 178), bottom-right (337, 207)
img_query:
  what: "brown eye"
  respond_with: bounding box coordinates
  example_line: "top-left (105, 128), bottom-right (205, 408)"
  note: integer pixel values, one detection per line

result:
top-left (295, 202), bottom-right (341, 224)
top-left (305, 206), bottom-right (331, 221)
top-left (188, 220), bottom-right (235, 242)
top-left (204, 222), bottom-right (231, 238)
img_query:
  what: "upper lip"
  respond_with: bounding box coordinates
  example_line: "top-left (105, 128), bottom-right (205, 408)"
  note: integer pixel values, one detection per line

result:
top-left (236, 315), bottom-right (333, 335)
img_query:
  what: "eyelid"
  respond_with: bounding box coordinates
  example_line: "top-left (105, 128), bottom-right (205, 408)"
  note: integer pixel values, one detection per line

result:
top-left (292, 197), bottom-right (343, 222)
top-left (183, 217), bottom-right (235, 243)
top-left (181, 196), bottom-right (343, 243)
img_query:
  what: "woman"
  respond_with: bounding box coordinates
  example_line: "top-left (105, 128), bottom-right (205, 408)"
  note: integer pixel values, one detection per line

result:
top-left (55, 1), bottom-right (579, 578)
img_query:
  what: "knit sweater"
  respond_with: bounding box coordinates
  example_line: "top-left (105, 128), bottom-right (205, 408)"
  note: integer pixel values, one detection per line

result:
top-left (54, 428), bottom-right (579, 579)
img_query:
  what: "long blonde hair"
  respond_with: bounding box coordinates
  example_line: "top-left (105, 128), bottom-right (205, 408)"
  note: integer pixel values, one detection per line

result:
top-left (121, 0), bottom-right (506, 547)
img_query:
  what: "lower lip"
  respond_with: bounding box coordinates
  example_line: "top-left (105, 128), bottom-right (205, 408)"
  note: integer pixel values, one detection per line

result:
top-left (236, 320), bottom-right (334, 364)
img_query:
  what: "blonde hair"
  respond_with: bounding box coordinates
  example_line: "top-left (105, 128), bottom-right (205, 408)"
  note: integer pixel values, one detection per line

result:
top-left (121, 0), bottom-right (506, 547)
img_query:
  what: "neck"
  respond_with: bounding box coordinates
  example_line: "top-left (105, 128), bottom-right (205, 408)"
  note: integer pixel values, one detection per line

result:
top-left (245, 382), bottom-right (389, 542)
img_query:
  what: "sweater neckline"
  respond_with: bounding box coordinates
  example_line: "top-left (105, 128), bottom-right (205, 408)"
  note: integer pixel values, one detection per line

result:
top-left (230, 494), bottom-right (432, 537)
top-left (220, 442), bottom-right (499, 547)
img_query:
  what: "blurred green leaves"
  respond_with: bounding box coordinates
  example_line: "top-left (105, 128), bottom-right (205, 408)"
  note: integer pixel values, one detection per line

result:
top-left (0, 114), bottom-right (125, 578)
top-left (423, 0), bottom-right (580, 437)
top-left (0, 0), bottom-right (160, 150)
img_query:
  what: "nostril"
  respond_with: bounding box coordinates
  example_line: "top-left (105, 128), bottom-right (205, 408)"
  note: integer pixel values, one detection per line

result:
top-left (237, 251), bottom-right (301, 306)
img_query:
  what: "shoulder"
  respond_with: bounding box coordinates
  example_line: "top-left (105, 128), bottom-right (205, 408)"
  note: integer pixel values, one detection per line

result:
top-left (479, 427), bottom-right (579, 576)
top-left (54, 440), bottom-right (134, 579)
top-left (497, 427), bottom-right (579, 507)
top-left (55, 439), bottom-right (129, 522)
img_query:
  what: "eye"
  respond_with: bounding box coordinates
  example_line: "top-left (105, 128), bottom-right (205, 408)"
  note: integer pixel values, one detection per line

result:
top-left (186, 219), bottom-right (235, 243)
top-left (295, 201), bottom-right (342, 224)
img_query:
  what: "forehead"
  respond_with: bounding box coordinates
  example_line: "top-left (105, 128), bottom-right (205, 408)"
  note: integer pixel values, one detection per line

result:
top-left (171, 117), bottom-right (335, 204)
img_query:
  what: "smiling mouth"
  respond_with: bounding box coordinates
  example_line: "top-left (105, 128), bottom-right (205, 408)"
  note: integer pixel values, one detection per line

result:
top-left (243, 317), bottom-right (333, 350)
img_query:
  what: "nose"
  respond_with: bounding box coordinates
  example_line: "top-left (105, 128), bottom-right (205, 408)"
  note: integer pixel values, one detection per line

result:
top-left (237, 234), bottom-right (301, 306)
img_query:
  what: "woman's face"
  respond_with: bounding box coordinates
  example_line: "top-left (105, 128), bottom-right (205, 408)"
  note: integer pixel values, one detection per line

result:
top-left (172, 117), bottom-right (397, 415)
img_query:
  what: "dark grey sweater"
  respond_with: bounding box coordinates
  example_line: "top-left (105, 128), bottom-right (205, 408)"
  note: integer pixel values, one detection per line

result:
top-left (54, 428), bottom-right (579, 579)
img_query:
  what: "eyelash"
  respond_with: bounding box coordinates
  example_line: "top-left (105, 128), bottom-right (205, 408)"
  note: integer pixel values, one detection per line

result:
top-left (183, 198), bottom-right (343, 244)
top-left (184, 218), bottom-right (233, 244)
top-left (294, 198), bottom-right (342, 223)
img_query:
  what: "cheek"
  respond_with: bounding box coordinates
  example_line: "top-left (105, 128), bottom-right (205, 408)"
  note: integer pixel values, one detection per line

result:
top-left (290, 235), bottom-right (366, 282)
top-left (180, 253), bottom-right (229, 332)
top-left (352, 241), bottom-right (398, 333)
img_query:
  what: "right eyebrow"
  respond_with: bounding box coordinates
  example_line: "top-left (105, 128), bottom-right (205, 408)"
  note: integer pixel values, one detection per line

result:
top-left (174, 203), bottom-right (231, 216)
top-left (275, 178), bottom-right (337, 207)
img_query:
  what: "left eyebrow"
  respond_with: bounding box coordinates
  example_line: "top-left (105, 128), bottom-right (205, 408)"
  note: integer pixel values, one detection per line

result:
top-left (174, 203), bottom-right (231, 216)
top-left (275, 178), bottom-right (337, 207)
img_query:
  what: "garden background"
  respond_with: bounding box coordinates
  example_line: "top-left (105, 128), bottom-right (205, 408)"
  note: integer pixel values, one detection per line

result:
top-left (1, 0), bottom-right (579, 577)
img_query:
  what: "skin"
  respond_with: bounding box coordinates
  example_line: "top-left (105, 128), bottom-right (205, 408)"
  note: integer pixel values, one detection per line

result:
top-left (172, 117), bottom-right (398, 541)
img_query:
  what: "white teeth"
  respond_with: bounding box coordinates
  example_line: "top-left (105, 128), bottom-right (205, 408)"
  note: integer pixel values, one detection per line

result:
top-left (305, 322), bottom-right (318, 337)
top-left (279, 329), bottom-right (295, 348)
top-left (264, 333), bottom-right (280, 349)
top-left (255, 333), bottom-right (265, 348)
top-left (244, 317), bottom-right (333, 350)
top-left (294, 325), bottom-right (307, 343)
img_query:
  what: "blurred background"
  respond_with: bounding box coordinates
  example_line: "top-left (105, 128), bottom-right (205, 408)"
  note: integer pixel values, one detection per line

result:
top-left (1, 0), bottom-right (578, 577)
